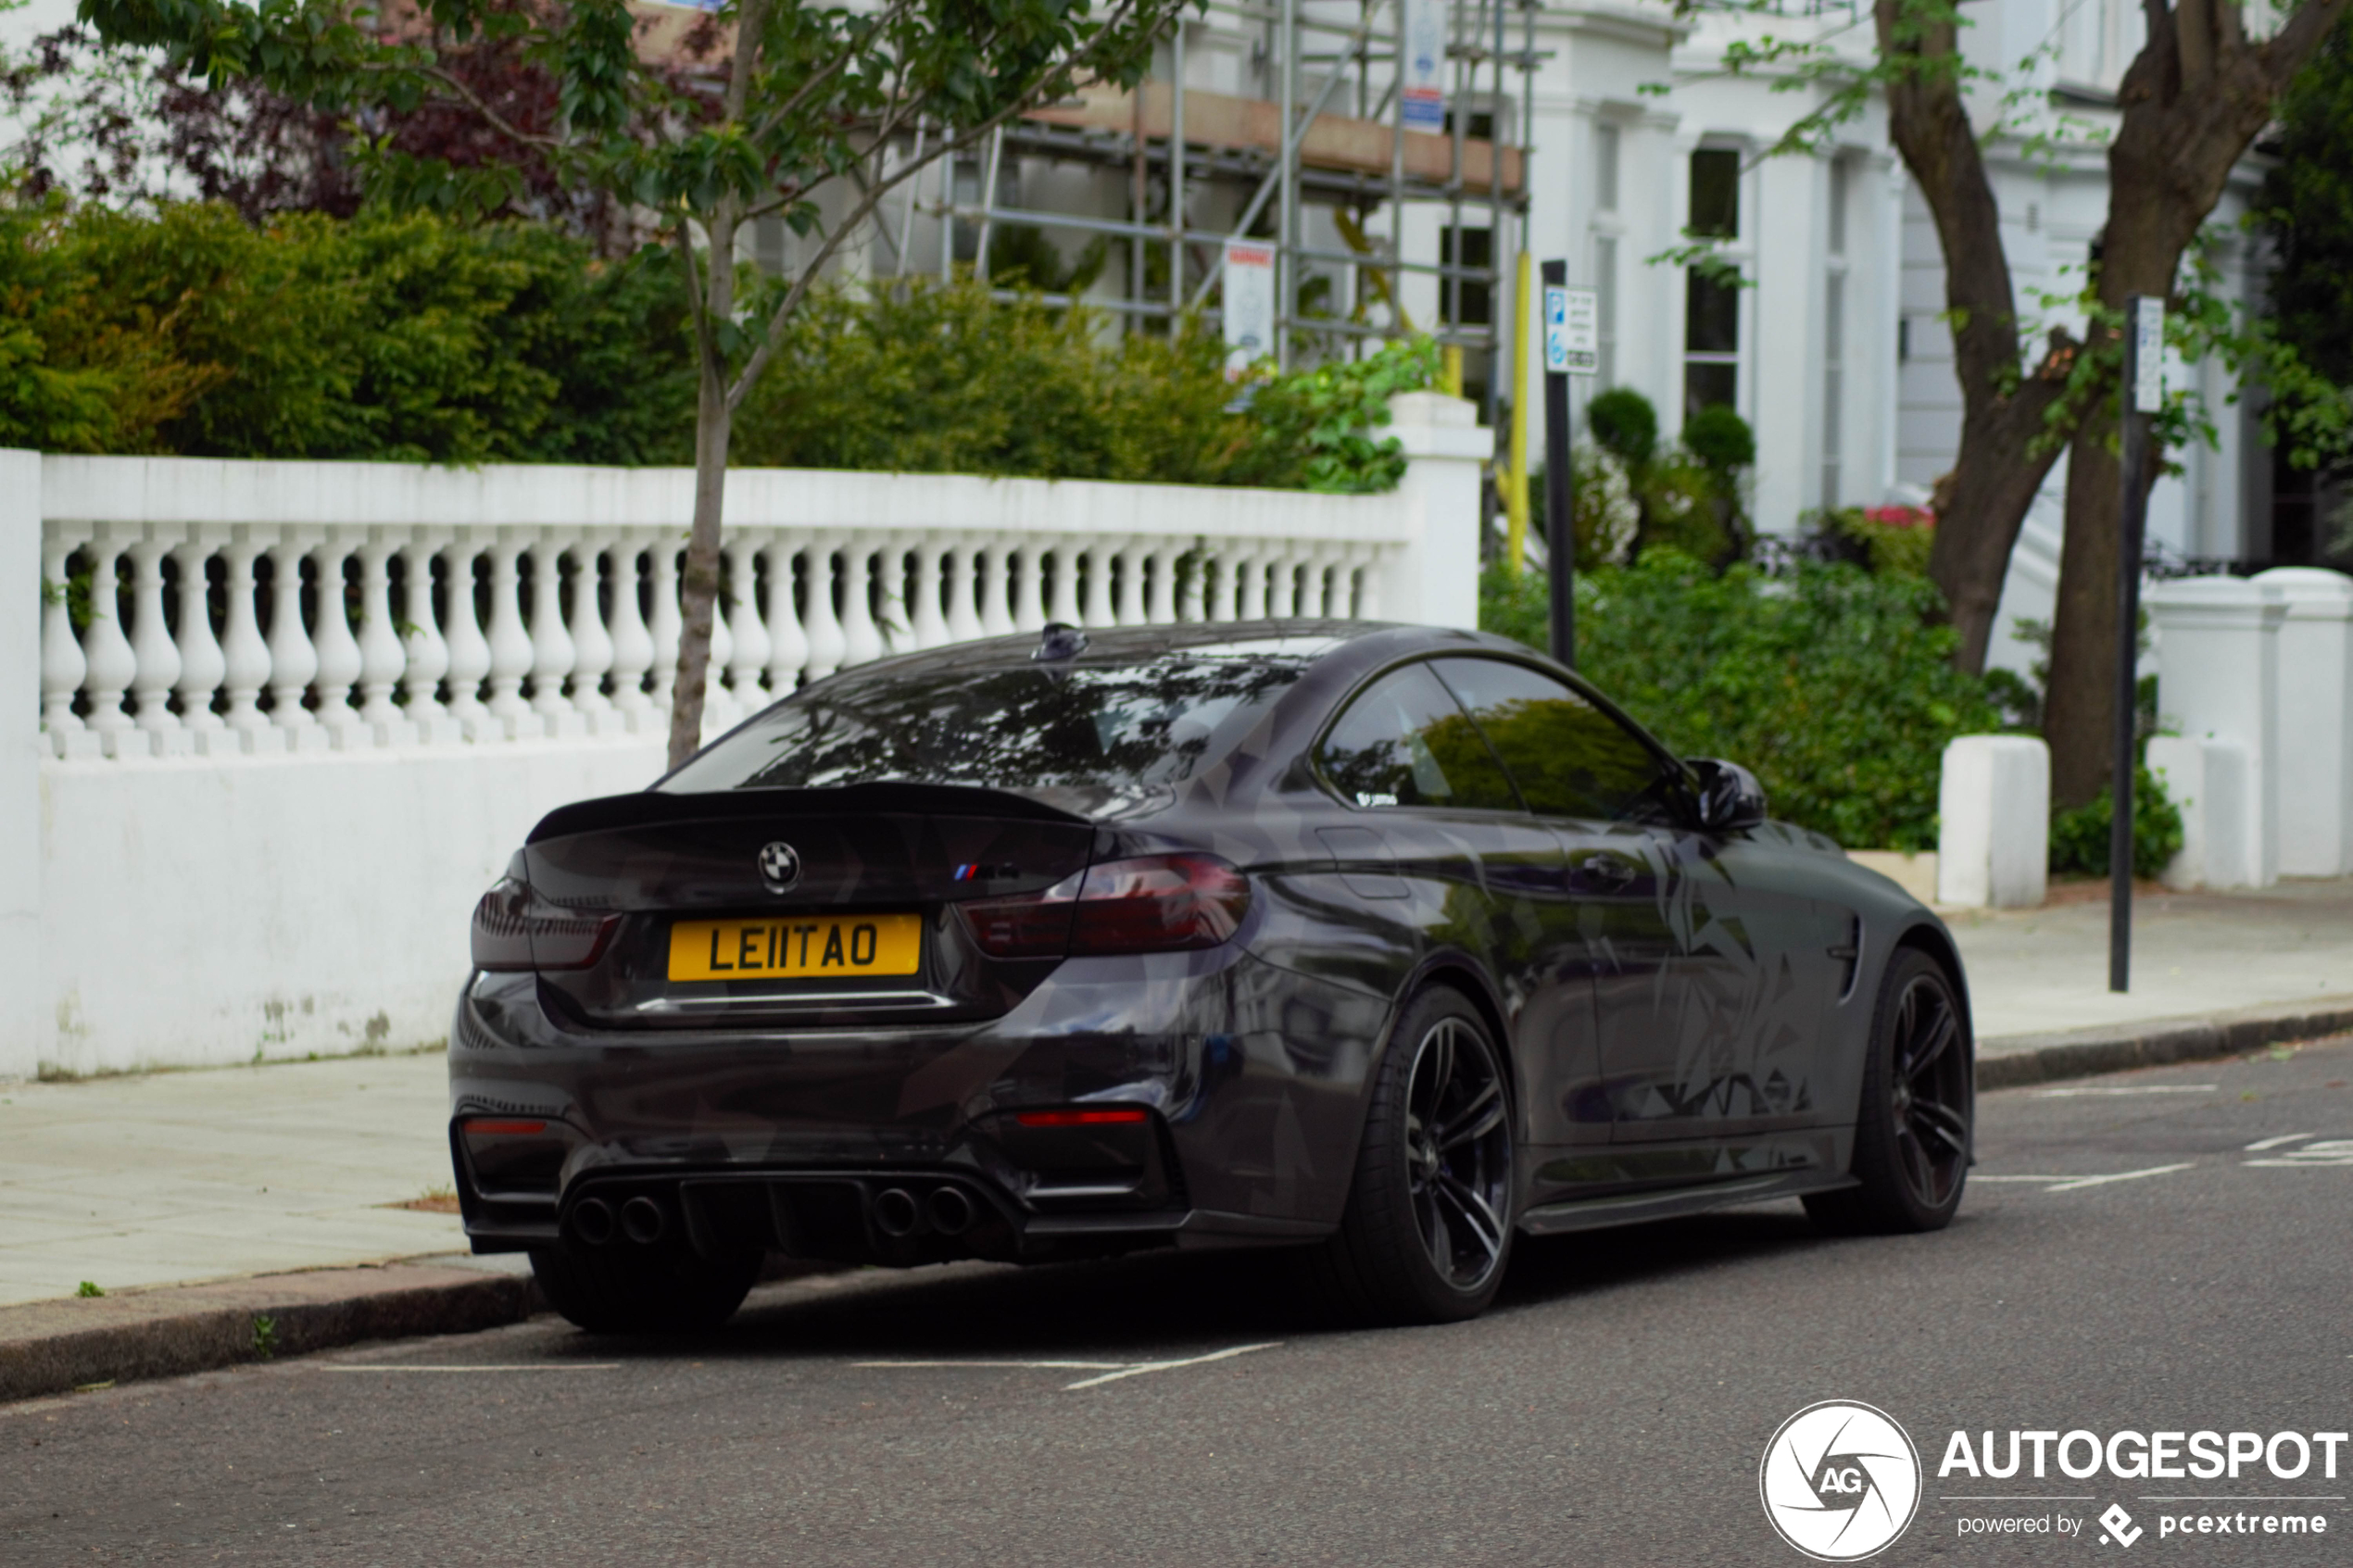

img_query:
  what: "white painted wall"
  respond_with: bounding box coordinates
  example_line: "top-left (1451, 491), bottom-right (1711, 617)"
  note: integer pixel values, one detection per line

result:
top-left (35, 739), bottom-right (666, 1076)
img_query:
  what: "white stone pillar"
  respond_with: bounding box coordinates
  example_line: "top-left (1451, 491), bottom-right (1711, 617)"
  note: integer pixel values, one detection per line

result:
top-left (0, 450), bottom-right (41, 1079)
top-left (1936, 734), bottom-right (2050, 909)
top-left (2249, 567), bottom-right (2353, 877)
top-left (1377, 391), bottom-right (1491, 630)
top-left (2145, 735), bottom-right (2253, 890)
top-left (2148, 575), bottom-right (2286, 889)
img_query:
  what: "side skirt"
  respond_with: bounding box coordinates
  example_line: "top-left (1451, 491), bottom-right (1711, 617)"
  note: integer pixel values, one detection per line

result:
top-left (1515, 1169), bottom-right (1859, 1236)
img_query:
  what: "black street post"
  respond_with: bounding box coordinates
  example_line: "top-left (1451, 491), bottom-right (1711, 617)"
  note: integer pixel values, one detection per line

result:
top-left (2109, 295), bottom-right (2161, 994)
top-left (1541, 258), bottom-right (1574, 669)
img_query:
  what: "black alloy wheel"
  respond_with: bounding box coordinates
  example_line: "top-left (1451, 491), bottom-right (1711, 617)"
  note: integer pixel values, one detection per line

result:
top-left (1806, 947), bottom-right (1972, 1235)
top-left (1404, 1013), bottom-right (1515, 1290)
top-left (1311, 986), bottom-right (1516, 1323)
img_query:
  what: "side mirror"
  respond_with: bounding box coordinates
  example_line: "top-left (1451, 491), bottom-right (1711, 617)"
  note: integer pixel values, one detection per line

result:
top-left (1689, 758), bottom-right (1768, 834)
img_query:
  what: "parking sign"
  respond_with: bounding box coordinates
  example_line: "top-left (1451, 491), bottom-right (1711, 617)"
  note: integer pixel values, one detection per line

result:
top-left (1543, 284), bottom-right (1599, 376)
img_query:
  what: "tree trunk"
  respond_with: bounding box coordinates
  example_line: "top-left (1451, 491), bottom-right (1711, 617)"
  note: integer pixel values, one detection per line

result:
top-left (2045, 418), bottom-right (2126, 808)
top-left (1877, 0), bottom-right (2080, 674)
top-left (666, 358), bottom-right (734, 771)
top-left (2038, 0), bottom-right (2348, 807)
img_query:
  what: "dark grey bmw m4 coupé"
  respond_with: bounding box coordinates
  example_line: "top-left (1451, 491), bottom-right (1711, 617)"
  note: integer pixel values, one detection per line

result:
top-left (450, 621), bottom-right (1973, 1333)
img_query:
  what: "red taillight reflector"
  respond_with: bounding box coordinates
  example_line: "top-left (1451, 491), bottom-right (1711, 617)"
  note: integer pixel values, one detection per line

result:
top-left (464, 1119), bottom-right (547, 1135)
top-left (958, 853), bottom-right (1250, 960)
top-left (1013, 1107), bottom-right (1151, 1128)
top-left (471, 877), bottom-right (619, 972)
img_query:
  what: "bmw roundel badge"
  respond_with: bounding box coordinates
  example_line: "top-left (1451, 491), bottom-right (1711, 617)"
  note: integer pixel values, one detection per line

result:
top-left (757, 841), bottom-right (801, 894)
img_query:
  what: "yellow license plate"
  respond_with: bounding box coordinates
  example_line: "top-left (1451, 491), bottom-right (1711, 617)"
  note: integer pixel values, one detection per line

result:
top-left (667, 914), bottom-right (923, 982)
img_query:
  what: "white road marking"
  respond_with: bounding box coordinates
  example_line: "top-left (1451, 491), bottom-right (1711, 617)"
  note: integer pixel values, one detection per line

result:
top-left (1061, 1342), bottom-right (1281, 1390)
top-left (2034, 1085), bottom-right (2217, 1098)
top-left (1969, 1174), bottom-right (2081, 1183)
top-left (855, 1341), bottom-right (1282, 1391)
top-left (2245, 1133), bottom-right (2315, 1150)
top-left (2246, 1138), bottom-right (2353, 1168)
top-left (854, 1359), bottom-right (1131, 1371)
top-left (2039, 1163), bottom-right (2197, 1192)
top-left (321, 1363), bottom-right (620, 1373)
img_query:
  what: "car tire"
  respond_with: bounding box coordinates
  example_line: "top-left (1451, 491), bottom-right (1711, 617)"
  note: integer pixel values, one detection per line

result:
top-left (529, 1241), bottom-right (762, 1336)
top-left (1309, 985), bottom-right (1516, 1325)
top-left (1805, 947), bottom-right (1973, 1236)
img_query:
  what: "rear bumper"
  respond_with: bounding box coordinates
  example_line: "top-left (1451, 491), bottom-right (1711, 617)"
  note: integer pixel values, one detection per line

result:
top-left (448, 948), bottom-right (1391, 1261)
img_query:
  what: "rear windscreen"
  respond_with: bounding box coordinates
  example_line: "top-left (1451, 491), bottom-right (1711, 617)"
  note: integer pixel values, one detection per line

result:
top-left (660, 655), bottom-right (1310, 799)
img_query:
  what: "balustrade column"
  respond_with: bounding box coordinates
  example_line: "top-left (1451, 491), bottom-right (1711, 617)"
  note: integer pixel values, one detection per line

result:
top-left (1081, 545), bottom-right (1117, 628)
top-left (523, 540), bottom-right (578, 734)
top-left (306, 540), bottom-right (366, 747)
top-left (1011, 544), bottom-right (1047, 633)
top-left (1046, 546), bottom-right (1083, 629)
top-left (1211, 555), bottom-right (1242, 622)
top-left (1265, 557), bottom-right (1298, 620)
top-left (482, 540), bottom-right (541, 739)
top-left (1178, 550), bottom-right (1207, 623)
top-left (606, 539), bottom-right (655, 727)
top-left (942, 545), bottom-right (984, 645)
top-left (260, 540), bottom-right (327, 744)
top-left (874, 541), bottom-right (912, 657)
top-left (123, 538), bottom-right (182, 750)
top-left (648, 539), bottom-right (683, 710)
top-left (801, 540), bottom-right (847, 682)
top-left (353, 542), bottom-right (412, 746)
top-left (1114, 544), bottom-right (1147, 627)
top-left (567, 543), bottom-right (618, 731)
top-left (978, 544), bottom-right (1015, 638)
top-left (1147, 548), bottom-right (1177, 624)
top-left (217, 540), bottom-right (279, 750)
top-left (1239, 557), bottom-right (1271, 621)
top-left (397, 542), bottom-right (455, 743)
top-left (39, 531), bottom-right (89, 757)
top-left (1298, 554), bottom-right (1330, 619)
top-left (79, 541), bottom-right (138, 748)
top-left (764, 543), bottom-right (810, 696)
top-left (1351, 551), bottom-right (1382, 618)
top-left (838, 543), bottom-right (885, 667)
top-left (440, 542), bottom-right (494, 736)
top-left (724, 537), bottom-right (772, 704)
top-left (909, 540), bottom-right (950, 649)
top-left (170, 540), bottom-right (228, 749)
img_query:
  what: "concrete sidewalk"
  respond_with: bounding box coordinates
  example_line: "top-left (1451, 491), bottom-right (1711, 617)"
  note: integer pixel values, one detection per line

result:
top-left (3, 875), bottom-right (2349, 1323)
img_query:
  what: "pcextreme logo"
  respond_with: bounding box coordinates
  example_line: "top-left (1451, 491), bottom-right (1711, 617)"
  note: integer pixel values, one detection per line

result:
top-left (1760, 1400), bottom-right (1925, 1562)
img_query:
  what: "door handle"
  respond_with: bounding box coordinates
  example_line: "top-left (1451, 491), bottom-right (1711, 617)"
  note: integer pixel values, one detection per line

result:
top-left (1567, 853), bottom-right (1640, 893)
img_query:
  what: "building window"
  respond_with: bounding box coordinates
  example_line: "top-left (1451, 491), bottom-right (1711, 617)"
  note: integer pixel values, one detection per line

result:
top-left (1683, 147), bottom-right (1742, 420)
top-left (1822, 159), bottom-right (1849, 508)
top-left (1440, 226), bottom-right (1492, 326)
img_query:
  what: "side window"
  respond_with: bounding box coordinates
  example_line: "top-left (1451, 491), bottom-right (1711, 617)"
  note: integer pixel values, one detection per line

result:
top-left (1316, 664), bottom-right (1519, 812)
top-left (1430, 658), bottom-right (1670, 823)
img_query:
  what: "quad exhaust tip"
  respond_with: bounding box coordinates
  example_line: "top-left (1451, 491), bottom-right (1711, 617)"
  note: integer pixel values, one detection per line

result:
top-left (872, 1187), bottom-right (921, 1238)
top-left (571, 1197), bottom-right (616, 1246)
top-left (927, 1185), bottom-right (975, 1236)
top-left (620, 1195), bottom-right (667, 1245)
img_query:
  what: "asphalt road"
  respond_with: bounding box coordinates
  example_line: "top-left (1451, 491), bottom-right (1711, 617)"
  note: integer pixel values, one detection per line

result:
top-left (8, 1039), bottom-right (2352, 1567)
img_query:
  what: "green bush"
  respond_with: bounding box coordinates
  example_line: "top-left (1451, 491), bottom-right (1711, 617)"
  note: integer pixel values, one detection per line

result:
top-left (1479, 550), bottom-right (2003, 850)
top-left (0, 200), bottom-right (697, 463)
top-left (2048, 766), bottom-right (2186, 880)
top-left (735, 277), bottom-right (1437, 492)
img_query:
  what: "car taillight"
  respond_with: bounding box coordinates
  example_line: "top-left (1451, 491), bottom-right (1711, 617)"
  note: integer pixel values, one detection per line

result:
top-left (470, 877), bottom-right (618, 972)
top-left (958, 853), bottom-right (1250, 960)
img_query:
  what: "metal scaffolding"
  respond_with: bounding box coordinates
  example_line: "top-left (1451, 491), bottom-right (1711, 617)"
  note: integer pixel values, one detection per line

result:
top-left (879, 0), bottom-right (1540, 426)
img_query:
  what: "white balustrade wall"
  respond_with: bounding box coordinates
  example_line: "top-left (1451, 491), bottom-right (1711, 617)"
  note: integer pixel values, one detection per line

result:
top-left (1, 395), bottom-right (1491, 1077)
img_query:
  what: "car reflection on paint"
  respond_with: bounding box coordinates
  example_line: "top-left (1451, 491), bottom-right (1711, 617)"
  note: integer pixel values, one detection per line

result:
top-left (448, 620), bottom-right (1975, 1333)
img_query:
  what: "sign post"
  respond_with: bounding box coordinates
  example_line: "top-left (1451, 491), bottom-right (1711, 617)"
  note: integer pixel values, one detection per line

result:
top-left (2109, 295), bottom-right (2163, 993)
top-left (1540, 262), bottom-right (1597, 669)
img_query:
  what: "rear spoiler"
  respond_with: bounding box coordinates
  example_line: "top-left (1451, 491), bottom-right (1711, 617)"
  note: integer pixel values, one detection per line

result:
top-left (526, 782), bottom-right (1091, 844)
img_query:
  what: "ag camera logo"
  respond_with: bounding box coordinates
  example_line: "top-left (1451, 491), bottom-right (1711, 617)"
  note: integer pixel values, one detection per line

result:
top-left (1761, 1400), bottom-right (1923, 1561)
